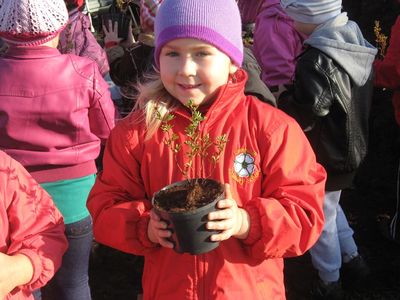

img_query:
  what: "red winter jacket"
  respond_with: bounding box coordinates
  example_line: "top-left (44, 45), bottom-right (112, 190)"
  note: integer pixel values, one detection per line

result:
top-left (0, 46), bottom-right (115, 183)
top-left (374, 16), bottom-right (400, 125)
top-left (0, 151), bottom-right (67, 300)
top-left (88, 70), bottom-right (326, 299)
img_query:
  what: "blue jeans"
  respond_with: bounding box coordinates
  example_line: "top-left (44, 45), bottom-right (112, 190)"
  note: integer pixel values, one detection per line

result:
top-left (309, 190), bottom-right (358, 282)
top-left (34, 216), bottom-right (93, 300)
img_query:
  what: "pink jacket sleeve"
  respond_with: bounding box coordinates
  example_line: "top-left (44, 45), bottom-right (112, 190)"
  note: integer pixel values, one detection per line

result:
top-left (374, 16), bottom-right (400, 89)
top-left (1, 152), bottom-right (67, 294)
top-left (242, 118), bottom-right (326, 260)
top-left (79, 12), bottom-right (110, 76)
top-left (88, 63), bottom-right (116, 144)
top-left (87, 121), bottom-right (158, 255)
top-left (237, 0), bottom-right (262, 23)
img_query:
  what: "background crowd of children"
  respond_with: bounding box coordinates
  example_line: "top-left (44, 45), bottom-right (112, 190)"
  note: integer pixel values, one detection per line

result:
top-left (0, 0), bottom-right (399, 300)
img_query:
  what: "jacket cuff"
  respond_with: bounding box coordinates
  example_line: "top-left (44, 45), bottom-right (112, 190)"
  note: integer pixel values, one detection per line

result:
top-left (137, 212), bottom-right (158, 249)
top-left (242, 205), bottom-right (262, 246)
top-left (104, 41), bottom-right (118, 49)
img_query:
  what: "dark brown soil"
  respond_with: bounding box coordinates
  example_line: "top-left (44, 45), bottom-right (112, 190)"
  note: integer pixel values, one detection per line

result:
top-left (153, 179), bottom-right (224, 212)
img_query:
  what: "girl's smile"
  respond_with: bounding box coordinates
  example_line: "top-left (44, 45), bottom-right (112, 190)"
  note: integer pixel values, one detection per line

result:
top-left (178, 83), bottom-right (202, 89)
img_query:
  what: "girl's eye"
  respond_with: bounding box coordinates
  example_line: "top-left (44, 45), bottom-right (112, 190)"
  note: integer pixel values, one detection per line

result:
top-left (165, 51), bottom-right (179, 57)
top-left (196, 51), bottom-right (210, 57)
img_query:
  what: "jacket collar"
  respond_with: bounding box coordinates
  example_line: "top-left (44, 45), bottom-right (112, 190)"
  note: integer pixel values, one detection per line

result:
top-left (4, 46), bottom-right (61, 59)
top-left (174, 69), bottom-right (248, 128)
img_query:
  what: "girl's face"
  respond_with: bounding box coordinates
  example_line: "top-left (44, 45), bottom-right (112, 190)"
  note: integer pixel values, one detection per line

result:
top-left (159, 38), bottom-right (238, 106)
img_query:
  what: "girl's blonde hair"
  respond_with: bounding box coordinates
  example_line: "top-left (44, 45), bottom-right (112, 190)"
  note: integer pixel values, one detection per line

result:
top-left (133, 72), bottom-right (178, 140)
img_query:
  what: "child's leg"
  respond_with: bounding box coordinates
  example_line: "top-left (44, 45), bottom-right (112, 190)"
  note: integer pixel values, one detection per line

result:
top-left (41, 216), bottom-right (93, 300)
top-left (336, 204), bottom-right (358, 261)
top-left (309, 190), bottom-right (342, 283)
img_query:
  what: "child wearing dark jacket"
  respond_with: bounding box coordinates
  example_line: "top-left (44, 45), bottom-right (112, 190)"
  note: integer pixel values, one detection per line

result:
top-left (279, 0), bottom-right (377, 298)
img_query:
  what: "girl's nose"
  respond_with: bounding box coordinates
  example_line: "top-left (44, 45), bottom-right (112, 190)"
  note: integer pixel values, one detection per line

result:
top-left (178, 56), bottom-right (196, 76)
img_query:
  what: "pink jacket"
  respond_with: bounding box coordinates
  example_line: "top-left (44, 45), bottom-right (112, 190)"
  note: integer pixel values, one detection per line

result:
top-left (0, 46), bottom-right (115, 183)
top-left (0, 151), bottom-right (67, 300)
top-left (253, 0), bottom-right (307, 87)
top-left (58, 8), bottom-right (110, 76)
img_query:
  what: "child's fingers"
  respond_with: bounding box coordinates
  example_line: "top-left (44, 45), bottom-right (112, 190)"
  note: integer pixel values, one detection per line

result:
top-left (224, 183), bottom-right (233, 199)
top-left (155, 227), bottom-right (171, 238)
top-left (150, 211), bottom-right (169, 231)
top-left (159, 238), bottom-right (174, 249)
top-left (210, 230), bottom-right (232, 242)
top-left (150, 209), bottom-right (161, 221)
top-left (216, 199), bottom-right (235, 209)
top-left (113, 21), bottom-right (118, 32)
top-left (108, 20), bottom-right (114, 31)
top-left (206, 219), bottom-right (233, 231)
top-left (102, 24), bottom-right (108, 34)
top-left (208, 207), bottom-right (233, 221)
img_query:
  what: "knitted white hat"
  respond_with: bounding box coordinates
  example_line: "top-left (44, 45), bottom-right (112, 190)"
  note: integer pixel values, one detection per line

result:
top-left (0, 0), bottom-right (69, 46)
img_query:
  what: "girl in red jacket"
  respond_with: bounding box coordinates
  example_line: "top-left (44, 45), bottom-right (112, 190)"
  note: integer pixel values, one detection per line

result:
top-left (88, 0), bottom-right (326, 299)
top-left (0, 151), bottom-right (68, 300)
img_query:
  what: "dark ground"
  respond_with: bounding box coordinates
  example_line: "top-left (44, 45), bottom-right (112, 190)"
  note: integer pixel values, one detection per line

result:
top-left (89, 2), bottom-right (400, 299)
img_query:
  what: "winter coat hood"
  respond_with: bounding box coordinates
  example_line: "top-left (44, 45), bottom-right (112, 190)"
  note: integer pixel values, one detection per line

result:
top-left (305, 12), bottom-right (377, 86)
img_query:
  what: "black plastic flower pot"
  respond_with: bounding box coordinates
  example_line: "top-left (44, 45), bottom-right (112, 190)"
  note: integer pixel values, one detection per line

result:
top-left (152, 178), bottom-right (224, 255)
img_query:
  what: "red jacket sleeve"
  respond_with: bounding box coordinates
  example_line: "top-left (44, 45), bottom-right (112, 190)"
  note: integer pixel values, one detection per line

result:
top-left (1, 152), bottom-right (67, 293)
top-left (242, 117), bottom-right (326, 260)
top-left (87, 121), bottom-right (157, 255)
top-left (374, 16), bottom-right (400, 89)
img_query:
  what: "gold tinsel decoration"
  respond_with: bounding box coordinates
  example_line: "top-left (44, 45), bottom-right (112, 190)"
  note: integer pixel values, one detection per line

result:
top-left (374, 20), bottom-right (388, 59)
top-left (116, 0), bottom-right (134, 10)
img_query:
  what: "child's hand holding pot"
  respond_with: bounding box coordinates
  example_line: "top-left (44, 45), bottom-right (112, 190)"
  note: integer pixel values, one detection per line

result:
top-left (148, 210), bottom-right (174, 249)
top-left (207, 183), bottom-right (250, 241)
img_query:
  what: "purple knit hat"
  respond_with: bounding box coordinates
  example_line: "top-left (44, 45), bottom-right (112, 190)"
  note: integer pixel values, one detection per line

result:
top-left (154, 0), bottom-right (243, 67)
top-left (0, 0), bottom-right (69, 46)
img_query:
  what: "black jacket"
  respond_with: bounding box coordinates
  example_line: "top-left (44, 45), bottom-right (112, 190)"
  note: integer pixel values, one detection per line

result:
top-left (279, 47), bottom-right (374, 190)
